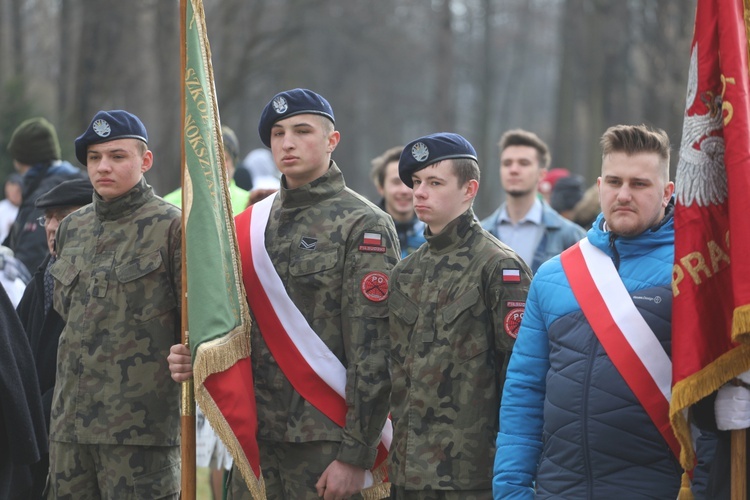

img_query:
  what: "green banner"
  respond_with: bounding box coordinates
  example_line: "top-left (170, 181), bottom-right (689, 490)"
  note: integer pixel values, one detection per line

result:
top-left (182, 1), bottom-right (263, 497)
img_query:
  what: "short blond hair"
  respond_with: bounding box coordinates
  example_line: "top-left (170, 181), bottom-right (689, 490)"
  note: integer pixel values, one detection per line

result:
top-left (600, 124), bottom-right (670, 182)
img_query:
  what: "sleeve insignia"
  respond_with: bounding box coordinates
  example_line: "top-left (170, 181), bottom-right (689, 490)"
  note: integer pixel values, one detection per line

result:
top-left (359, 232), bottom-right (386, 253)
top-left (361, 271), bottom-right (389, 302)
top-left (504, 308), bottom-right (524, 339)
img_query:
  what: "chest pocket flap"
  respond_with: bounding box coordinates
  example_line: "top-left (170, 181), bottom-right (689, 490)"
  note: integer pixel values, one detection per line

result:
top-left (116, 250), bottom-right (163, 283)
top-left (442, 286), bottom-right (481, 324)
top-left (391, 288), bottom-right (418, 325)
top-left (50, 258), bottom-right (80, 286)
top-left (289, 247), bottom-right (339, 276)
top-left (115, 250), bottom-right (176, 323)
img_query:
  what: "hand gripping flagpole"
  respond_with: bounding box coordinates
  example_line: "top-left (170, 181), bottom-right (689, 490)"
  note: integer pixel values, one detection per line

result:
top-left (179, 0), bottom-right (197, 498)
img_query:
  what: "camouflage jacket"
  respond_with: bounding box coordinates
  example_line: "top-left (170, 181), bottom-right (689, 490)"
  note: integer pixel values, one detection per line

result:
top-left (388, 209), bottom-right (532, 490)
top-left (49, 177), bottom-right (182, 446)
top-left (250, 162), bottom-right (399, 470)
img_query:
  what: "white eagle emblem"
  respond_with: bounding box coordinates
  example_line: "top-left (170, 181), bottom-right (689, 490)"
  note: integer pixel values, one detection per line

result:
top-left (92, 119), bottom-right (111, 138)
top-left (411, 142), bottom-right (429, 162)
top-left (676, 43), bottom-right (727, 207)
top-left (272, 96), bottom-right (288, 114)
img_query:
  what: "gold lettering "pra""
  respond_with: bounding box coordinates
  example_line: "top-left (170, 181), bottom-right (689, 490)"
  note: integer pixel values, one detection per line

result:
top-left (672, 230), bottom-right (730, 297)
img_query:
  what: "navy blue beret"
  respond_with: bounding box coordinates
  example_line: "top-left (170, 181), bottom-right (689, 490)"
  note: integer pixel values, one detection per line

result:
top-left (399, 133), bottom-right (477, 188)
top-left (258, 88), bottom-right (335, 147)
top-left (35, 178), bottom-right (94, 209)
top-left (75, 110), bottom-right (148, 165)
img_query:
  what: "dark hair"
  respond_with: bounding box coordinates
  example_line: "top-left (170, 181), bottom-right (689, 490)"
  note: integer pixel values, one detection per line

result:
top-left (370, 146), bottom-right (404, 188)
top-left (452, 157), bottom-right (480, 187)
top-left (499, 129), bottom-right (550, 169)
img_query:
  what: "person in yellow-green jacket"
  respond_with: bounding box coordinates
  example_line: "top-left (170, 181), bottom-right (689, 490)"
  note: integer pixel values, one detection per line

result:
top-left (163, 125), bottom-right (251, 213)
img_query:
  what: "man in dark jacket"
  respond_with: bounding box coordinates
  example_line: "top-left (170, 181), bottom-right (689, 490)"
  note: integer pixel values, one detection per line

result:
top-left (0, 284), bottom-right (46, 499)
top-left (16, 177), bottom-right (93, 499)
top-left (5, 117), bottom-right (85, 273)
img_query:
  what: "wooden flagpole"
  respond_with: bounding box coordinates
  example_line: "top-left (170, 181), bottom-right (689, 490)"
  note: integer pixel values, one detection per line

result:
top-left (732, 428), bottom-right (747, 500)
top-left (179, 0), bottom-right (196, 498)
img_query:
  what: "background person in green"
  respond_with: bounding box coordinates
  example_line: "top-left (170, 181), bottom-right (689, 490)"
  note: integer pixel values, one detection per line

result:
top-left (388, 132), bottom-right (532, 499)
top-left (164, 125), bottom-right (250, 213)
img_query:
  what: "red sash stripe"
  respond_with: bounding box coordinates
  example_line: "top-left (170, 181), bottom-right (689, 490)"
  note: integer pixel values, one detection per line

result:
top-left (234, 206), bottom-right (390, 470)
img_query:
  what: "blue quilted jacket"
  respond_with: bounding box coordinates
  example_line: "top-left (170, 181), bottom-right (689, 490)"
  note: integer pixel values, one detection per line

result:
top-left (493, 204), bottom-right (684, 499)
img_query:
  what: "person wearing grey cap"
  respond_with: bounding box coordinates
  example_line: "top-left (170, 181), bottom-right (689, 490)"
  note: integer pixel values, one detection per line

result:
top-left (169, 88), bottom-right (399, 499)
top-left (388, 132), bottom-right (531, 498)
top-left (15, 178), bottom-right (93, 499)
top-left (5, 117), bottom-right (84, 273)
top-left (46, 110), bottom-right (182, 499)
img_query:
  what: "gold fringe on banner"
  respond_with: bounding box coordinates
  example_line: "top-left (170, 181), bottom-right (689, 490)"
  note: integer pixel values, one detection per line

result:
top-left (670, 343), bottom-right (750, 469)
top-left (732, 303), bottom-right (750, 343)
top-left (361, 461), bottom-right (391, 500)
top-left (193, 320), bottom-right (267, 500)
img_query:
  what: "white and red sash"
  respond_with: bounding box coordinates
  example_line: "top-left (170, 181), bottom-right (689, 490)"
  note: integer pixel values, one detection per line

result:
top-left (235, 194), bottom-right (392, 474)
top-left (560, 239), bottom-right (681, 460)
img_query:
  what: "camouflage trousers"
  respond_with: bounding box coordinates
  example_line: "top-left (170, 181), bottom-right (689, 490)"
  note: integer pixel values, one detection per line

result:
top-left (389, 485), bottom-right (492, 500)
top-left (227, 439), bottom-right (365, 500)
top-left (46, 440), bottom-right (180, 500)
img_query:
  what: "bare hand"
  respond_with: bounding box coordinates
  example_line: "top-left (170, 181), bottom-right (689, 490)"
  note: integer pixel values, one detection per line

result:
top-left (167, 343), bottom-right (193, 382)
top-left (315, 460), bottom-right (366, 500)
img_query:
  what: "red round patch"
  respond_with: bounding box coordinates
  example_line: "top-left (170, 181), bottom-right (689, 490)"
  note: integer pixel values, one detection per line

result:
top-left (361, 271), bottom-right (389, 302)
top-left (504, 308), bottom-right (524, 339)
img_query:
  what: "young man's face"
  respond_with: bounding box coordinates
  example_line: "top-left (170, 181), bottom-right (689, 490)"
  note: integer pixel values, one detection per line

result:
top-left (598, 151), bottom-right (674, 237)
top-left (379, 160), bottom-right (414, 223)
top-left (411, 160), bottom-right (476, 235)
top-left (270, 114), bottom-right (339, 190)
top-left (87, 138), bottom-right (152, 201)
top-left (500, 145), bottom-right (545, 198)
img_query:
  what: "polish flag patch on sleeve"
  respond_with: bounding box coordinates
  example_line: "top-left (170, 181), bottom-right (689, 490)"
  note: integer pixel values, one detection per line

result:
top-left (359, 232), bottom-right (386, 253)
top-left (363, 232), bottom-right (382, 246)
top-left (502, 268), bottom-right (521, 283)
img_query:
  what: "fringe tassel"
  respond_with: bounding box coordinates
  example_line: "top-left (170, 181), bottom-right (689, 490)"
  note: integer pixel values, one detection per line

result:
top-left (670, 343), bottom-right (750, 470)
top-left (362, 482), bottom-right (391, 500)
top-left (193, 317), bottom-right (266, 499)
top-left (361, 461), bottom-right (391, 499)
top-left (732, 304), bottom-right (750, 343)
top-left (677, 472), bottom-right (694, 500)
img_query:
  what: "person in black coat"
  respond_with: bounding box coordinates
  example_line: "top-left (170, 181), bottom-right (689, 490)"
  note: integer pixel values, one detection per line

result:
top-left (0, 281), bottom-right (47, 498)
top-left (15, 178), bottom-right (93, 499)
top-left (5, 117), bottom-right (86, 272)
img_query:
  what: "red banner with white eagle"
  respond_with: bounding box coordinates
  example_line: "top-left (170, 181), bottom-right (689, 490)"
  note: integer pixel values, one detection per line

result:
top-left (670, 0), bottom-right (750, 470)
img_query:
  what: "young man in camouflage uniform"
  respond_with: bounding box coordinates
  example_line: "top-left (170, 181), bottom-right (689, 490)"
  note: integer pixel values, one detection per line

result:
top-left (48, 110), bottom-right (182, 499)
top-left (169, 89), bottom-right (399, 499)
top-left (388, 133), bottom-right (532, 499)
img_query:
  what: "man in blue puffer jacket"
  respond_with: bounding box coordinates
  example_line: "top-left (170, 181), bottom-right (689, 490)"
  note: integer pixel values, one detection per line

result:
top-left (493, 125), bottom-right (691, 498)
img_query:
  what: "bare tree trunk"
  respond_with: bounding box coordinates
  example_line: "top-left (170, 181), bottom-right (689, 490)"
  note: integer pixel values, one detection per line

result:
top-left (10, 0), bottom-right (23, 76)
top-left (435, 0), bottom-right (455, 131)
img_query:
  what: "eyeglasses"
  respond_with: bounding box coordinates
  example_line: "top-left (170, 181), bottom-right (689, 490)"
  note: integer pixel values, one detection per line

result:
top-left (36, 210), bottom-right (74, 227)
